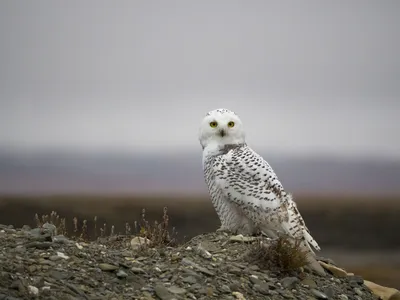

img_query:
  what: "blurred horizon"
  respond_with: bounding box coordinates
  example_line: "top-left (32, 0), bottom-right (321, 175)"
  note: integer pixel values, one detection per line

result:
top-left (1, 149), bottom-right (400, 196)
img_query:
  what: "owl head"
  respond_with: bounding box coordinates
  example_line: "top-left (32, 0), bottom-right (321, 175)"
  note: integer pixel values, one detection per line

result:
top-left (199, 108), bottom-right (246, 151)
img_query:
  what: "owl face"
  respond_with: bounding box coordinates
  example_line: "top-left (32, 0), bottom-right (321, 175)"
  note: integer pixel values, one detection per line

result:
top-left (199, 108), bottom-right (245, 150)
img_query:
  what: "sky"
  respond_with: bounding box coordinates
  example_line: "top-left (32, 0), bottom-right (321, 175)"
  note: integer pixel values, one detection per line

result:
top-left (0, 1), bottom-right (399, 160)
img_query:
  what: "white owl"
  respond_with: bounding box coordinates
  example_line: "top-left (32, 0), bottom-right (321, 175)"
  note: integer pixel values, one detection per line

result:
top-left (199, 108), bottom-right (325, 275)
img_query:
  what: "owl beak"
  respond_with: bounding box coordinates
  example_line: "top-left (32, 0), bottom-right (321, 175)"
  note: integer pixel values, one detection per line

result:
top-left (219, 129), bottom-right (226, 137)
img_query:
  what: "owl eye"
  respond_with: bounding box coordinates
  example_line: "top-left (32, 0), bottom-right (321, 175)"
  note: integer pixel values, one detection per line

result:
top-left (209, 121), bottom-right (218, 128)
top-left (227, 121), bottom-right (235, 128)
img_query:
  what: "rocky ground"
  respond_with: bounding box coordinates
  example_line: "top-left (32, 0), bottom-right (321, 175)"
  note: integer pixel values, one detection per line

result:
top-left (0, 223), bottom-right (398, 300)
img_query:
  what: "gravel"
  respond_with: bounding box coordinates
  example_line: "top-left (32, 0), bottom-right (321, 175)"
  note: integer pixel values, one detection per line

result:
top-left (0, 223), bottom-right (381, 300)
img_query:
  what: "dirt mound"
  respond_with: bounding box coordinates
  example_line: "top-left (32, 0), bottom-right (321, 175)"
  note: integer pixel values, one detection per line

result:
top-left (1, 222), bottom-right (394, 300)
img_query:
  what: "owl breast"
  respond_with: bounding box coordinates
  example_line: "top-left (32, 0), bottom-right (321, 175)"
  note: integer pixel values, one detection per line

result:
top-left (203, 155), bottom-right (256, 235)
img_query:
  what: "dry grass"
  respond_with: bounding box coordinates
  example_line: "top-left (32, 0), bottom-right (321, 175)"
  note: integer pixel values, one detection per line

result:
top-left (34, 211), bottom-right (67, 236)
top-left (248, 236), bottom-right (309, 274)
top-left (32, 206), bottom-right (178, 249)
top-left (136, 207), bottom-right (177, 248)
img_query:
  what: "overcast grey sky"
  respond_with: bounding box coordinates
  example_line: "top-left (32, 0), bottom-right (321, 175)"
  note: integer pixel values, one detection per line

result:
top-left (0, 1), bottom-right (399, 159)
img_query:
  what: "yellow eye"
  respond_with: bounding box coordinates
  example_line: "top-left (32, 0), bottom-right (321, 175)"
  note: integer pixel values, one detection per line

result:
top-left (227, 121), bottom-right (235, 128)
top-left (209, 121), bottom-right (218, 128)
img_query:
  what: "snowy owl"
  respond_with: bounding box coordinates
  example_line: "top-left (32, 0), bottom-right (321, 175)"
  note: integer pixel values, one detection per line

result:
top-left (199, 108), bottom-right (325, 275)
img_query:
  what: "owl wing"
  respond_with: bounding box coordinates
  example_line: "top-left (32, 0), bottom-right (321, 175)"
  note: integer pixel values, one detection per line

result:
top-left (213, 145), bottom-right (320, 253)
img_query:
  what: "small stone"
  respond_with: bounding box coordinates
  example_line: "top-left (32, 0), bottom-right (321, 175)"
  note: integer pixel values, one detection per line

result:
top-left (21, 225), bottom-right (31, 231)
top-left (219, 285), bottom-right (231, 294)
top-left (228, 266), bottom-right (242, 275)
top-left (354, 287), bottom-right (363, 296)
top-left (28, 285), bottom-right (39, 296)
top-left (248, 265), bottom-right (260, 271)
top-left (98, 263), bottom-right (118, 271)
top-left (56, 251), bottom-right (69, 259)
top-left (25, 241), bottom-right (53, 249)
top-left (338, 295), bottom-right (348, 300)
top-left (253, 283), bottom-right (270, 295)
top-left (250, 276), bottom-right (262, 285)
top-left (301, 278), bottom-right (317, 288)
top-left (49, 255), bottom-right (61, 261)
top-left (52, 235), bottom-right (70, 244)
top-left (323, 286), bottom-right (335, 298)
top-left (42, 222), bottom-right (57, 235)
top-left (182, 276), bottom-right (197, 284)
top-left (232, 291), bottom-right (246, 300)
top-left (229, 234), bottom-right (257, 243)
top-left (27, 265), bottom-right (37, 273)
top-left (131, 267), bottom-right (146, 274)
top-left (311, 289), bottom-right (328, 299)
top-left (319, 261), bottom-right (348, 277)
top-left (49, 270), bottom-right (69, 280)
top-left (154, 284), bottom-right (173, 300)
top-left (168, 286), bottom-right (187, 295)
top-left (130, 237), bottom-right (150, 250)
top-left (278, 289), bottom-right (295, 299)
top-left (116, 270), bottom-right (128, 278)
top-left (281, 277), bottom-right (299, 289)
top-left (348, 275), bottom-right (364, 286)
top-left (196, 243), bottom-right (212, 259)
top-left (181, 258), bottom-right (215, 276)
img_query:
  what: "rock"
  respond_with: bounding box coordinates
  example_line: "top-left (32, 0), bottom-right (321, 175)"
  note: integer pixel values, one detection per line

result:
top-left (181, 258), bottom-right (215, 276)
top-left (232, 291), bottom-right (246, 299)
top-left (42, 222), bottom-right (57, 236)
top-left (323, 286), bottom-right (335, 298)
top-left (56, 251), bottom-right (69, 259)
top-left (348, 275), bottom-right (364, 286)
top-left (364, 280), bottom-right (400, 300)
top-left (311, 289), bottom-right (328, 299)
top-left (182, 276), bottom-right (197, 284)
top-left (319, 261), bottom-right (348, 277)
top-left (195, 243), bottom-right (212, 259)
top-left (354, 287), bottom-right (363, 296)
top-left (154, 284), bottom-right (174, 300)
top-left (168, 286), bottom-right (187, 295)
top-left (338, 294), bottom-right (348, 300)
top-left (28, 285), bottom-right (39, 296)
top-left (98, 263), bottom-right (118, 271)
top-left (219, 284), bottom-right (231, 294)
top-left (229, 235), bottom-right (257, 243)
top-left (21, 225), bottom-right (31, 231)
top-left (49, 270), bottom-right (69, 280)
top-left (131, 267), bottom-right (146, 274)
top-left (116, 270), bottom-right (128, 278)
top-left (130, 237), bottom-right (150, 250)
top-left (25, 241), bottom-right (53, 249)
top-left (301, 278), bottom-right (317, 288)
top-left (52, 235), bottom-right (70, 244)
top-left (281, 276), bottom-right (299, 289)
top-left (253, 283), bottom-right (270, 295)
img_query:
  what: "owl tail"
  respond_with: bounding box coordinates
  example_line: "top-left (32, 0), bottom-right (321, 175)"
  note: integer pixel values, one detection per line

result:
top-left (283, 197), bottom-right (326, 276)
